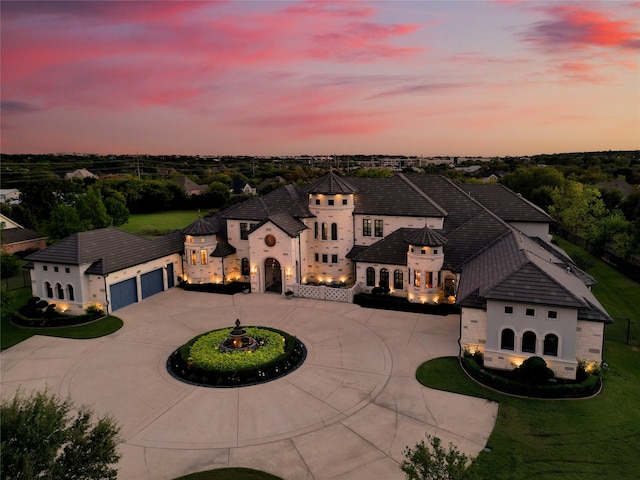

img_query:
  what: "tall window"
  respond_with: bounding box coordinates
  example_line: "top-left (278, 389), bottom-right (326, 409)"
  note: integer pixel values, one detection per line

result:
top-left (322, 223), bottom-right (328, 240)
top-left (522, 331), bottom-right (537, 353)
top-left (366, 267), bottom-right (375, 286)
top-left (393, 269), bottom-right (403, 289)
top-left (314, 222), bottom-right (318, 239)
top-left (200, 250), bottom-right (208, 265)
top-left (543, 334), bottom-right (558, 356)
top-left (501, 328), bottom-right (515, 351)
top-left (241, 258), bottom-right (250, 276)
top-left (190, 250), bottom-right (197, 265)
top-left (414, 271), bottom-right (421, 287)
top-left (363, 219), bottom-right (371, 236)
top-left (56, 283), bottom-right (64, 299)
top-left (331, 254), bottom-right (338, 263)
top-left (379, 268), bottom-right (389, 289)
top-left (67, 284), bottom-right (75, 301)
top-left (45, 282), bottom-right (53, 298)
top-left (374, 219), bottom-right (383, 237)
top-left (331, 223), bottom-right (338, 240)
top-left (240, 222), bottom-right (249, 240)
top-left (426, 272), bottom-right (433, 288)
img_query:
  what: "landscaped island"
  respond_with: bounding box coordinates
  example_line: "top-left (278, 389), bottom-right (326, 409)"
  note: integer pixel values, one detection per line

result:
top-left (167, 321), bottom-right (306, 388)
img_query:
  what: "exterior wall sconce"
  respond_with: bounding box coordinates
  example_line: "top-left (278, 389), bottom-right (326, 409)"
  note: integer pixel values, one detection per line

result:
top-left (286, 268), bottom-right (292, 278)
top-left (251, 265), bottom-right (257, 275)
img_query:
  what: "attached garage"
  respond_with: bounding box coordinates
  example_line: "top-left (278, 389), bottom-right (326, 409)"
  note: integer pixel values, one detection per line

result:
top-left (141, 268), bottom-right (164, 299)
top-left (110, 278), bottom-right (138, 312)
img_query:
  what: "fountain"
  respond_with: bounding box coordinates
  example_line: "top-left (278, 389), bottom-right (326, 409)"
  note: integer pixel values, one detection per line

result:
top-left (219, 319), bottom-right (260, 352)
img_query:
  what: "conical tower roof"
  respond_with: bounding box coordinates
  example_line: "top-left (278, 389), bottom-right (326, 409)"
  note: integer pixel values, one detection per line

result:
top-left (307, 171), bottom-right (357, 194)
top-left (182, 217), bottom-right (222, 236)
top-left (405, 227), bottom-right (448, 247)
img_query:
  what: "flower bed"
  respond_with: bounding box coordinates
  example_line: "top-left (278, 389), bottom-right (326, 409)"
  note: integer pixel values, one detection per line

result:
top-left (168, 326), bottom-right (306, 388)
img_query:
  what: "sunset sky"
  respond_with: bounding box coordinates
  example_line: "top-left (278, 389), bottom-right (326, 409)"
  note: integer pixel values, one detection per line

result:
top-left (1, 0), bottom-right (638, 157)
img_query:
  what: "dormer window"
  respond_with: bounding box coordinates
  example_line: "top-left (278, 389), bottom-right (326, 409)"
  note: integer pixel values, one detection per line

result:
top-left (433, 249), bottom-right (438, 255)
top-left (328, 199), bottom-right (334, 206)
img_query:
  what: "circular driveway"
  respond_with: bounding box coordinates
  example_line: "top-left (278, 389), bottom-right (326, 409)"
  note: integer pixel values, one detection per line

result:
top-left (1, 289), bottom-right (497, 480)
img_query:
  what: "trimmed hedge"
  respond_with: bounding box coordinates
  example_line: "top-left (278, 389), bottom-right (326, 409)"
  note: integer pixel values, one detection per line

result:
top-left (180, 281), bottom-right (249, 295)
top-left (353, 293), bottom-right (460, 316)
top-left (168, 326), bottom-right (306, 388)
top-left (462, 356), bottom-right (601, 398)
top-left (11, 311), bottom-right (103, 328)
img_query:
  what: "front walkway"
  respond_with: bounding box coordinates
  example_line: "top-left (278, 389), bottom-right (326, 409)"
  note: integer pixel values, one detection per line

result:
top-left (0, 289), bottom-right (498, 480)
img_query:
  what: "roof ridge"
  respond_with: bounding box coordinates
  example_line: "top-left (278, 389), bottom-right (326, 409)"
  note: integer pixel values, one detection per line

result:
top-left (397, 173), bottom-right (447, 216)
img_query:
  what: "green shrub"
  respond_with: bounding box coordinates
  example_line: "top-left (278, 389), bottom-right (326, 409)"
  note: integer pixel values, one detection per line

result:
top-left (514, 356), bottom-right (555, 385)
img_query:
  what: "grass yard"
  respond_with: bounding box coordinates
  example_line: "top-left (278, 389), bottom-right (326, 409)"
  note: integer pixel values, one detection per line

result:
top-left (119, 210), bottom-right (204, 236)
top-left (418, 341), bottom-right (639, 480)
top-left (1, 287), bottom-right (123, 350)
top-left (174, 468), bottom-right (283, 480)
top-left (416, 237), bottom-right (640, 479)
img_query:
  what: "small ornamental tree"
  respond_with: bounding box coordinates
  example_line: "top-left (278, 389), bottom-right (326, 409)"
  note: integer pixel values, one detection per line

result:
top-left (402, 434), bottom-right (475, 480)
top-left (1, 389), bottom-right (122, 480)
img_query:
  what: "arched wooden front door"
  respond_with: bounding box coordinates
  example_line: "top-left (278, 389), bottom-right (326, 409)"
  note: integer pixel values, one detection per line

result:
top-left (264, 258), bottom-right (282, 293)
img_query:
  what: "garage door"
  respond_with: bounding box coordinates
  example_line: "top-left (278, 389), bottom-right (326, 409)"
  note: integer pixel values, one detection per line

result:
top-left (110, 278), bottom-right (137, 312)
top-left (141, 268), bottom-right (164, 299)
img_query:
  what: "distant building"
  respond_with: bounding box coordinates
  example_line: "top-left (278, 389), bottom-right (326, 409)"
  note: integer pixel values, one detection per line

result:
top-left (229, 179), bottom-right (256, 195)
top-left (0, 213), bottom-right (47, 254)
top-left (64, 168), bottom-right (97, 180)
top-left (168, 176), bottom-right (208, 196)
top-left (0, 188), bottom-right (21, 204)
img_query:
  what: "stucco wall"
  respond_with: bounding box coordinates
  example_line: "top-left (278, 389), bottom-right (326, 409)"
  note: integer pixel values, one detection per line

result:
top-left (575, 320), bottom-right (605, 367)
top-left (249, 223), bottom-right (299, 293)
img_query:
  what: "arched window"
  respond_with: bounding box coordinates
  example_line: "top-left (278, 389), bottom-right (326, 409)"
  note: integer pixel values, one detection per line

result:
top-left (522, 331), bottom-right (537, 353)
top-left (331, 223), bottom-right (338, 240)
top-left (543, 334), bottom-right (558, 356)
top-left (45, 282), bottom-right (53, 299)
top-left (379, 268), bottom-right (389, 289)
top-left (393, 269), bottom-right (403, 290)
top-left (322, 223), bottom-right (328, 240)
top-left (56, 283), bottom-right (64, 300)
top-left (314, 222), bottom-right (318, 239)
top-left (501, 329), bottom-right (515, 351)
top-left (241, 258), bottom-right (250, 276)
top-left (366, 267), bottom-right (375, 287)
top-left (67, 284), bottom-right (75, 302)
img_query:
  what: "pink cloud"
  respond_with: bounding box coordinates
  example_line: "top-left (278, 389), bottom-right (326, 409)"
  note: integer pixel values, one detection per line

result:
top-left (524, 5), bottom-right (640, 51)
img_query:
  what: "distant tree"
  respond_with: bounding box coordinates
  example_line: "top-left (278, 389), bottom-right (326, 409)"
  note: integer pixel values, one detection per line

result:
top-left (549, 180), bottom-right (606, 235)
top-left (402, 434), bottom-right (475, 480)
top-left (76, 186), bottom-right (111, 229)
top-left (353, 168), bottom-right (394, 178)
top-left (500, 166), bottom-right (565, 210)
top-left (45, 204), bottom-right (86, 242)
top-left (103, 191), bottom-right (130, 226)
top-left (1, 389), bottom-right (122, 480)
top-left (0, 253), bottom-right (22, 278)
top-left (201, 181), bottom-right (231, 209)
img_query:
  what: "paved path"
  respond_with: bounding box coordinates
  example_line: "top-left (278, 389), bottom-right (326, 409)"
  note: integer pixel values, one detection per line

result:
top-left (1, 289), bottom-right (498, 480)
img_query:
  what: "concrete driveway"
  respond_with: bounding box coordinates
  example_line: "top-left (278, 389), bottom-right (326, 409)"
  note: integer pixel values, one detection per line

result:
top-left (1, 289), bottom-right (497, 480)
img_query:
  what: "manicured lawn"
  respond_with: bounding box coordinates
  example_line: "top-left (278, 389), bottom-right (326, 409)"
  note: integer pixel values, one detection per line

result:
top-left (416, 237), bottom-right (640, 479)
top-left (418, 342), bottom-right (639, 480)
top-left (1, 287), bottom-right (123, 350)
top-left (119, 210), bottom-right (204, 236)
top-left (554, 237), bottom-right (640, 322)
top-left (174, 467), bottom-right (283, 480)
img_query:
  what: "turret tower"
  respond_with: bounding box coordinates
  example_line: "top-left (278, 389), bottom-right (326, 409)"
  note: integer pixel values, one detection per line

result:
top-left (405, 227), bottom-right (447, 304)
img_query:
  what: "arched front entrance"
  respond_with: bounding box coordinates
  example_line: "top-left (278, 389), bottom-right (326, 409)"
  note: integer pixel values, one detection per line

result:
top-left (264, 258), bottom-right (282, 293)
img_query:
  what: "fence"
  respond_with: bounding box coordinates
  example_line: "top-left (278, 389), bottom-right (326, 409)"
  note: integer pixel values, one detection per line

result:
top-left (558, 229), bottom-right (640, 283)
top-left (294, 282), bottom-right (361, 303)
top-left (1, 270), bottom-right (31, 291)
top-left (606, 317), bottom-right (640, 346)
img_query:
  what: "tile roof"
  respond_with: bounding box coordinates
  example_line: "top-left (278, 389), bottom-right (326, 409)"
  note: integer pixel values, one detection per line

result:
top-left (222, 185), bottom-right (311, 221)
top-left (25, 227), bottom-right (183, 275)
top-left (1, 227), bottom-right (46, 244)
top-left (456, 230), bottom-right (611, 323)
top-left (404, 227), bottom-right (448, 247)
top-left (307, 171), bottom-right (357, 194)
top-left (211, 241), bottom-right (236, 258)
top-left (348, 176), bottom-right (446, 217)
top-left (182, 217), bottom-right (224, 236)
top-left (460, 183), bottom-right (552, 224)
top-left (351, 228), bottom-right (416, 266)
top-left (252, 212), bottom-right (308, 238)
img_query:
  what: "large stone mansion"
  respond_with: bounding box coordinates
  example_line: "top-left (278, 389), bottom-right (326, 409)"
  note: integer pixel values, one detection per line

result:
top-left (25, 172), bottom-right (611, 379)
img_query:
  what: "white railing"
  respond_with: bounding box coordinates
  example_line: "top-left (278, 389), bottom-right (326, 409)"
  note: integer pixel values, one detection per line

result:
top-left (293, 282), bottom-right (362, 303)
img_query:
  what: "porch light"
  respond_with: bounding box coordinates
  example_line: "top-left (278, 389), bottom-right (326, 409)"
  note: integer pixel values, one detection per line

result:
top-left (286, 268), bottom-right (292, 278)
top-left (251, 265), bottom-right (257, 275)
